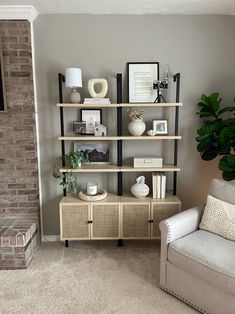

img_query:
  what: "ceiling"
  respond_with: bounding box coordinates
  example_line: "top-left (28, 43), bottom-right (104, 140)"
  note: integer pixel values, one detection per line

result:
top-left (0, 0), bottom-right (235, 15)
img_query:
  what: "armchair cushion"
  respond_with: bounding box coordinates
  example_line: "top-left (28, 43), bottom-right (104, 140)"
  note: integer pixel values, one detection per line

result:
top-left (199, 194), bottom-right (235, 241)
top-left (168, 229), bottom-right (235, 296)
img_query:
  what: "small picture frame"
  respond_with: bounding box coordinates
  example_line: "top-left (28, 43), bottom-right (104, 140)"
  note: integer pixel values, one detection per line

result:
top-left (74, 141), bottom-right (109, 164)
top-left (153, 120), bottom-right (168, 134)
top-left (80, 109), bottom-right (102, 135)
top-left (73, 121), bottom-right (86, 135)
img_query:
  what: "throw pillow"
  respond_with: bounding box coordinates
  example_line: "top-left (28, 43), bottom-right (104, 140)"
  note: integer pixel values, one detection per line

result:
top-left (199, 194), bottom-right (235, 241)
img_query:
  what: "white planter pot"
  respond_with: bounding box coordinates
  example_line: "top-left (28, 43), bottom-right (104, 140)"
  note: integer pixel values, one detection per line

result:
top-left (128, 119), bottom-right (146, 136)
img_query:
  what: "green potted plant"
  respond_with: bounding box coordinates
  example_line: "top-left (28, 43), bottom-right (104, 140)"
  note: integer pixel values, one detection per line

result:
top-left (53, 150), bottom-right (89, 193)
top-left (196, 92), bottom-right (235, 180)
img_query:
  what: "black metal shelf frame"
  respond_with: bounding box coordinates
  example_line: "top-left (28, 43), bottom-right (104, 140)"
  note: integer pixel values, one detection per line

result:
top-left (58, 71), bottom-right (181, 197)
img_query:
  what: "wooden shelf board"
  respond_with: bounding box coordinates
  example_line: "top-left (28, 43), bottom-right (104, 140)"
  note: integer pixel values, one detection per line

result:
top-left (57, 103), bottom-right (119, 108)
top-left (58, 135), bottom-right (182, 141)
top-left (120, 164), bottom-right (180, 172)
top-left (60, 164), bottom-right (119, 173)
top-left (120, 135), bottom-right (181, 140)
top-left (120, 102), bottom-right (183, 107)
top-left (57, 102), bottom-right (183, 108)
top-left (60, 164), bottom-right (180, 173)
top-left (58, 136), bottom-right (118, 141)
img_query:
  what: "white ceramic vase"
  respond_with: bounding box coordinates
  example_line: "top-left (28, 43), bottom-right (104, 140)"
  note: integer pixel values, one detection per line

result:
top-left (128, 118), bottom-right (146, 136)
top-left (131, 176), bottom-right (149, 198)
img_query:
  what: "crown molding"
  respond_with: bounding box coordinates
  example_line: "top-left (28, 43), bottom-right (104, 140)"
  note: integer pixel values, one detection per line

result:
top-left (0, 5), bottom-right (38, 22)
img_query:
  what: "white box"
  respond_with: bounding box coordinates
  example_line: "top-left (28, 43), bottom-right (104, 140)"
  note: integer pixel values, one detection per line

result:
top-left (133, 157), bottom-right (163, 168)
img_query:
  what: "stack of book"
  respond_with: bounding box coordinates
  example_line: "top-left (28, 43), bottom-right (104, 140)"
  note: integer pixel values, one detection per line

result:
top-left (152, 172), bottom-right (166, 199)
top-left (83, 98), bottom-right (111, 104)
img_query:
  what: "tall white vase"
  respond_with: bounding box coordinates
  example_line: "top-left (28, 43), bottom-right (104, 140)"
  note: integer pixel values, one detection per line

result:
top-left (128, 118), bottom-right (146, 136)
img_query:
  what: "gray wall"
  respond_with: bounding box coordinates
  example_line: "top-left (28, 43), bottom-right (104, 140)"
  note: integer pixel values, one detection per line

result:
top-left (34, 14), bottom-right (235, 235)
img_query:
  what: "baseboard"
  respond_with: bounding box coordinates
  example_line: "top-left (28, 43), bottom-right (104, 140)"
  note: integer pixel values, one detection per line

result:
top-left (42, 235), bottom-right (60, 242)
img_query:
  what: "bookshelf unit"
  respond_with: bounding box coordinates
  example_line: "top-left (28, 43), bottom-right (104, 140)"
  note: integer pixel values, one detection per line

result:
top-left (57, 72), bottom-right (182, 247)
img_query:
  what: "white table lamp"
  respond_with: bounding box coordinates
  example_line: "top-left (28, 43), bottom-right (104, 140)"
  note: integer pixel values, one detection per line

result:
top-left (65, 68), bottom-right (83, 103)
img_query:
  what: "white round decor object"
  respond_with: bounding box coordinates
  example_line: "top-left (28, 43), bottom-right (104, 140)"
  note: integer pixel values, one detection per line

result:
top-left (128, 119), bottom-right (146, 136)
top-left (88, 79), bottom-right (108, 98)
top-left (131, 176), bottom-right (149, 198)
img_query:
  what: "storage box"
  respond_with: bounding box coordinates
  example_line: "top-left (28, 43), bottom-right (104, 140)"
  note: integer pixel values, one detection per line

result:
top-left (133, 157), bottom-right (163, 168)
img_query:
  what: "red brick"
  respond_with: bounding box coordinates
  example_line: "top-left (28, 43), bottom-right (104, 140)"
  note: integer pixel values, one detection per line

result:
top-left (3, 51), bottom-right (18, 57)
top-left (2, 36), bottom-right (17, 43)
top-left (18, 190), bottom-right (37, 195)
top-left (28, 195), bottom-right (39, 201)
top-left (8, 184), bottom-right (26, 189)
top-left (10, 71), bottom-right (30, 78)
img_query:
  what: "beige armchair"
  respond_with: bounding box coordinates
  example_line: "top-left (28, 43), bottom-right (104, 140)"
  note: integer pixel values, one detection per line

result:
top-left (159, 179), bottom-right (235, 314)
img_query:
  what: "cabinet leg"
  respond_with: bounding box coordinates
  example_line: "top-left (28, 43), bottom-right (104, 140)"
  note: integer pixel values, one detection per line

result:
top-left (65, 240), bottom-right (69, 247)
top-left (117, 239), bottom-right (123, 247)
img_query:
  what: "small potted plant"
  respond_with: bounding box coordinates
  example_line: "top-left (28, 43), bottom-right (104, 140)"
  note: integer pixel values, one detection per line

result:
top-left (53, 150), bottom-right (89, 193)
top-left (127, 109), bottom-right (146, 136)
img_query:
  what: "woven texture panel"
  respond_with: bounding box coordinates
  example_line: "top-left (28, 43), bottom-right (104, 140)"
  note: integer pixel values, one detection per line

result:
top-left (92, 204), bottom-right (119, 238)
top-left (61, 205), bottom-right (89, 239)
top-left (123, 204), bottom-right (150, 238)
top-left (152, 204), bottom-right (180, 237)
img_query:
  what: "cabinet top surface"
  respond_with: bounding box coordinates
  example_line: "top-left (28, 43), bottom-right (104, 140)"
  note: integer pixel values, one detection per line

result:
top-left (60, 193), bottom-right (181, 205)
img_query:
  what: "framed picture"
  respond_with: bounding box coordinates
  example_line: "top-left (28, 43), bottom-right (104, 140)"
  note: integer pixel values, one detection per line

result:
top-left (74, 141), bottom-right (109, 164)
top-left (127, 62), bottom-right (159, 103)
top-left (73, 121), bottom-right (86, 135)
top-left (80, 109), bottom-right (102, 135)
top-left (153, 120), bottom-right (168, 134)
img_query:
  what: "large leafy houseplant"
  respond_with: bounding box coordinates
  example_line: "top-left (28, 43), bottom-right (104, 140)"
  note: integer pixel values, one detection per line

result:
top-left (196, 92), bottom-right (235, 181)
top-left (53, 150), bottom-right (89, 193)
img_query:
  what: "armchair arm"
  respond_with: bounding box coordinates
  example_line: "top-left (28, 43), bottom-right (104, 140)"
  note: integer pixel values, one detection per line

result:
top-left (159, 205), bottom-right (204, 244)
top-left (159, 205), bottom-right (204, 288)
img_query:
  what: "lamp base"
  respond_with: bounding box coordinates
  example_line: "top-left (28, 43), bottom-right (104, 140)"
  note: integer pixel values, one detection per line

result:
top-left (70, 88), bottom-right (81, 103)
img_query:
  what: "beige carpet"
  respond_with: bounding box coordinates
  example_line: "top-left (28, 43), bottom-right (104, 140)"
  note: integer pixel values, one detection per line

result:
top-left (0, 241), bottom-right (198, 314)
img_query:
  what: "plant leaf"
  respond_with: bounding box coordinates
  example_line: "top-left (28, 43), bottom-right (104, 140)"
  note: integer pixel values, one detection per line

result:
top-left (201, 148), bottom-right (218, 161)
top-left (218, 106), bottom-right (235, 115)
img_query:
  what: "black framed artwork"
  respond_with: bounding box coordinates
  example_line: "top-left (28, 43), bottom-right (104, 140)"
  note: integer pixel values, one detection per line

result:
top-left (80, 109), bottom-right (102, 135)
top-left (127, 62), bottom-right (159, 103)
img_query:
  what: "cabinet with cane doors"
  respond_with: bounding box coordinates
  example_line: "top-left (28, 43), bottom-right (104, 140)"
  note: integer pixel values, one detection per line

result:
top-left (57, 73), bottom-right (182, 246)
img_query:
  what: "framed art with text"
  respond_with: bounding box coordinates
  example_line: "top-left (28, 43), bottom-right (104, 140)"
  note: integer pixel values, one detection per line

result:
top-left (127, 62), bottom-right (159, 103)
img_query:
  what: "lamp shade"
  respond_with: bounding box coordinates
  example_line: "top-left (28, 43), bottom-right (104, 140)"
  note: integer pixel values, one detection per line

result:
top-left (65, 68), bottom-right (82, 88)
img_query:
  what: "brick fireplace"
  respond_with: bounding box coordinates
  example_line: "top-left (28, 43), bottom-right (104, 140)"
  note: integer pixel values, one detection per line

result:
top-left (0, 20), bottom-right (40, 269)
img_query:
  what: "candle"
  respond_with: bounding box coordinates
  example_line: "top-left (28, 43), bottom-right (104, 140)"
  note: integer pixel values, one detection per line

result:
top-left (87, 182), bottom-right (98, 195)
top-left (164, 64), bottom-right (169, 76)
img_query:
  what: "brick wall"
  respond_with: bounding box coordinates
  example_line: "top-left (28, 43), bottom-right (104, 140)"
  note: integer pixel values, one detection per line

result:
top-left (0, 21), bottom-right (39, 218)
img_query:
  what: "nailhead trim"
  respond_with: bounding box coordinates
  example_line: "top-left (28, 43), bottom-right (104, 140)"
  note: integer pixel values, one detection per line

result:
top-left (160, 285), bottom-right (209, 314)
top-left (165, 220), bottom-right (171, 243)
